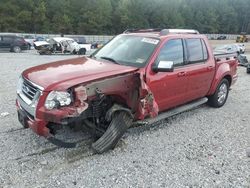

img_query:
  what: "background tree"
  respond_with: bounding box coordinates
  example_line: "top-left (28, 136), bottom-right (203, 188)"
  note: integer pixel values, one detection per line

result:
top-left (0, 0), bottom-right (249, 34)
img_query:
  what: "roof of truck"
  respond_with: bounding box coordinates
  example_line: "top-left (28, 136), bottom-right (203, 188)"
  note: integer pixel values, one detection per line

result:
top-left (123, 29), bottom-right (205, 40)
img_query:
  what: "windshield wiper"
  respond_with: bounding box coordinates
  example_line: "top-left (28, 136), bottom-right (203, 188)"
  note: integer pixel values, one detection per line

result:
top-left (100, 56), bottom-right (120, 64)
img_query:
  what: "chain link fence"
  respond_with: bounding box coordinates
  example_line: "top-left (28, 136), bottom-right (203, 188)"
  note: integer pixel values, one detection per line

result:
top-left (0, 32), bottom-right (248, 42)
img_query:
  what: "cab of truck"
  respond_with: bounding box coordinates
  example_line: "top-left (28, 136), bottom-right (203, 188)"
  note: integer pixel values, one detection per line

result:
top-left (16, 29), bottom-right (238, 153)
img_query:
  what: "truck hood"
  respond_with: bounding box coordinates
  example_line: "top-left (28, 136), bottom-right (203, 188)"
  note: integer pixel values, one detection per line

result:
top-left (22, 57), bottom-right (138, 91)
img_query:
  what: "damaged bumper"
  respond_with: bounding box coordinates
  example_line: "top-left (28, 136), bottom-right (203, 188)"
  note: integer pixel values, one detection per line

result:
top-left (16, 99), bottom-right (50, 136)
top-left (16, 99), bottom-right (82, 148)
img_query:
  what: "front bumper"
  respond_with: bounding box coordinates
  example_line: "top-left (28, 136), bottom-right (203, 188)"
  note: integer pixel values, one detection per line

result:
top-left (16, 99), bottom-right (80, 148)
top-left (16, 99), bottom-right (50, 136)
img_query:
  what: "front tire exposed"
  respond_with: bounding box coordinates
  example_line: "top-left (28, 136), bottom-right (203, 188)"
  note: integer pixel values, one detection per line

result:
top-left (208, 79), bottom-right (229, 108)
top-left (92, 112), bottom-right (132, 154)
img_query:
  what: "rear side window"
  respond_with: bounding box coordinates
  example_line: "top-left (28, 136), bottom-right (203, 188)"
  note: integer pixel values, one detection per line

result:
top-left (186, 39), bottom-right (204, 63)
top-left (3, 36), bottom-right (13, 42)
top-left (15, 37), bottom-right (24, 42)
top-left (157, 39), bottom-right (184, 67)
top-left (186, 39), bottom-right (209, 63)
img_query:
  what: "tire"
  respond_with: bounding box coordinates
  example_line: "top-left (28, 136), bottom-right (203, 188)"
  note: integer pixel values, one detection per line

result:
top-left (92, 112), bottom-right (132, 154)
top-left (72, 50), bottom-right (77, 55)
top-left (78, 48), bottom-right (86, 55)
top-left (247, 68), bottom-right (250, 74)
top-left (13, 46), bottom-right (21, 53)
top-left (208, 79), bottom-right (229, 108)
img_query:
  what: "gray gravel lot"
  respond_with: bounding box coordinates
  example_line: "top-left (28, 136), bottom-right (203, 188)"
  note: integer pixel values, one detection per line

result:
top-left (0, 50), bottom-right (249, 188)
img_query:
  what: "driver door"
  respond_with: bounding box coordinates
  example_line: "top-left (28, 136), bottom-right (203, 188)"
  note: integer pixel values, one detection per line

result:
top-left (146, 39), bottom-right (189, 112)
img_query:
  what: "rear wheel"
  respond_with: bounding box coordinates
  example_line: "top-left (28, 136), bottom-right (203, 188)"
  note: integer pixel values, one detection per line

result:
top-left (208, 79), bottom-right (229, 108)
top-left (247, 67), bottom-right (250, 74)
top-left (13, 46), bottom-right (21, 53)
top-left (92, 111), bottom-right (132, 154)
top-left (78, 48), bottom-right (86, 55)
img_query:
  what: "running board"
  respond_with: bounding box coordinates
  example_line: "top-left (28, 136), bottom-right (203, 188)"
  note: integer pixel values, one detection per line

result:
top-left (47, 137), bottom-right (77, 148)
top-left (135, 97), bottom-right (208, 125)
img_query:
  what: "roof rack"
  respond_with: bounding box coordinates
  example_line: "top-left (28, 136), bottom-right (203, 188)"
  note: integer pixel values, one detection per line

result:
top-left (123, 28), bottom-right (199, 35)
top-left (123, 28), bottom-right (162, 34)
top-left (160, 29), bottom-right (199, 35)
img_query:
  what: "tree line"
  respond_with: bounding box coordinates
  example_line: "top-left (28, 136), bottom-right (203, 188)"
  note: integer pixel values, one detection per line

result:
top-left (0, 0), bottom-right (250, 35)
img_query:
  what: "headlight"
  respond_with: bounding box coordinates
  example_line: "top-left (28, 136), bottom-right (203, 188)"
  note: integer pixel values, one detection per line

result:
top-left (45, 91), bottom-right (72, 110)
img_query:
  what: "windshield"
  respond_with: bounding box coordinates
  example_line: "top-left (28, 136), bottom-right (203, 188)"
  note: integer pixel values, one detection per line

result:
top-left (92, 35), bottom-right (159, 67)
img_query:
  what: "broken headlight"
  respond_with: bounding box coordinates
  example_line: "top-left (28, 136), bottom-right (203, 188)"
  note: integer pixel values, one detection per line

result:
top-left (45, 91), bottom-right (72, 110)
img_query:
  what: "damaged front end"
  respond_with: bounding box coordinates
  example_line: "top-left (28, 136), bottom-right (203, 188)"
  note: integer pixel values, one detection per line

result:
top-left (17, 72), bottom-right (159, 148)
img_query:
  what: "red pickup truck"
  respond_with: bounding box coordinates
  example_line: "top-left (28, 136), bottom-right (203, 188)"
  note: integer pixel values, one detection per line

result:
top-left (16, 29), bottom-right (238, 153)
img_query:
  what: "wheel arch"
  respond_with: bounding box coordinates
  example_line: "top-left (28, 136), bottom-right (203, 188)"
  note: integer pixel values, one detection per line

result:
top-left (105, 103), bottom-right (133, 122)
top-left (207, 61), bottom-right (232, 96)
top-left (208, 73), bottom-right (232, 96)
top-left (223, 74), bottom-right (232, 87)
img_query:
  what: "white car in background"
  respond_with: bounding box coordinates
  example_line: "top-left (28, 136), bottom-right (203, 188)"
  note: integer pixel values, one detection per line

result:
top-left (23, 35), bottom-right (36, 49)
top-left (214, 44), bottom-right (245, 55)
top-left (34, 37), bottom-right (91, 55)
top-left (234, 43), bottom-right (245, 54)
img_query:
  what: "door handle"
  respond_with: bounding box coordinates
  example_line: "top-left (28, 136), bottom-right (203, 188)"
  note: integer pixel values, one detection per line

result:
top-left (177, 72), bottom-right (187, 77)
top-left (207, 66), bottom-right (214, 70)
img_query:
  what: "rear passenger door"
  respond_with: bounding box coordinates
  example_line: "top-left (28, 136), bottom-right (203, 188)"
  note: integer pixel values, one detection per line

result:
top-left (184, 38), bottom-right (215, 101)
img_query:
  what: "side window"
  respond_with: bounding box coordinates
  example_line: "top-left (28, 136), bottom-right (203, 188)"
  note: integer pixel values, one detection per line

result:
top-left (2, 36), bottom-right (13, 42)
top-left (15, 37), bottom-right (23, 42)
top-left (186, 39), bottom-right (203, 63)
top-left (157, 39), bottom-right (184, 67)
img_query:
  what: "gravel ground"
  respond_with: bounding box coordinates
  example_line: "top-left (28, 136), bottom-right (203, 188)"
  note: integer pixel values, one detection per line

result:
top-left (0, 50), bottom-right (249, 188)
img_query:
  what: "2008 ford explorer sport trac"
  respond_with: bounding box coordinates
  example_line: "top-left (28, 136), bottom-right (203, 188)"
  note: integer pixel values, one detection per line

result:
top-left (16, 29), bottom-right (238, 153)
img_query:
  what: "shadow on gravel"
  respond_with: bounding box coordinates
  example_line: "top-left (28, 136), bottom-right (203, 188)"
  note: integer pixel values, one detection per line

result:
top-left (128, 105), bottom-right (209, 137)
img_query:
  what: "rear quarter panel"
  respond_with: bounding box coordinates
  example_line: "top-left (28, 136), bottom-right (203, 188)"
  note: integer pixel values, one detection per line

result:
top-left (207, 57), bottom-right (238, 96)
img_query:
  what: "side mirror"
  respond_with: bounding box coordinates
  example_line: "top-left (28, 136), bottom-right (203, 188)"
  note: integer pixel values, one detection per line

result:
top-left (152, 61), bottom-right (174, 73)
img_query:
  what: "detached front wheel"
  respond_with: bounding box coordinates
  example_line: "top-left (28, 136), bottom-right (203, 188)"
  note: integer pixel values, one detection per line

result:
top-left (208, 79), bottom-right (229, 108)
top-left (92, 112), bottom-right (132, 154)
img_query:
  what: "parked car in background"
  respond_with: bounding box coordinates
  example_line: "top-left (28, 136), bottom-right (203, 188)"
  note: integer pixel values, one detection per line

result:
top-left (247, 63), bottom-right (250, 73)
top-left (34, 36), bottom-right (48, 42)
top-left (71, 37), bottom-right (87, 44)
top-left (91, 41), bottom-right (108, 49)
top-left (234, 43), bottom-right (245, 54)
top-left (34, 37), bottom-right (91, 55)
top-left (16, 29), bottom-right (238, 153)
top-left (0, 35), bottom-right (28, 53)
top-left (237, 54), bottom-right (248, 67)
top-left (217, 35), bottom-right (226, 40)
top-left (23, 35), bottom-right (36, 49)
top-left (214, 44), bottom-right (240, 55)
